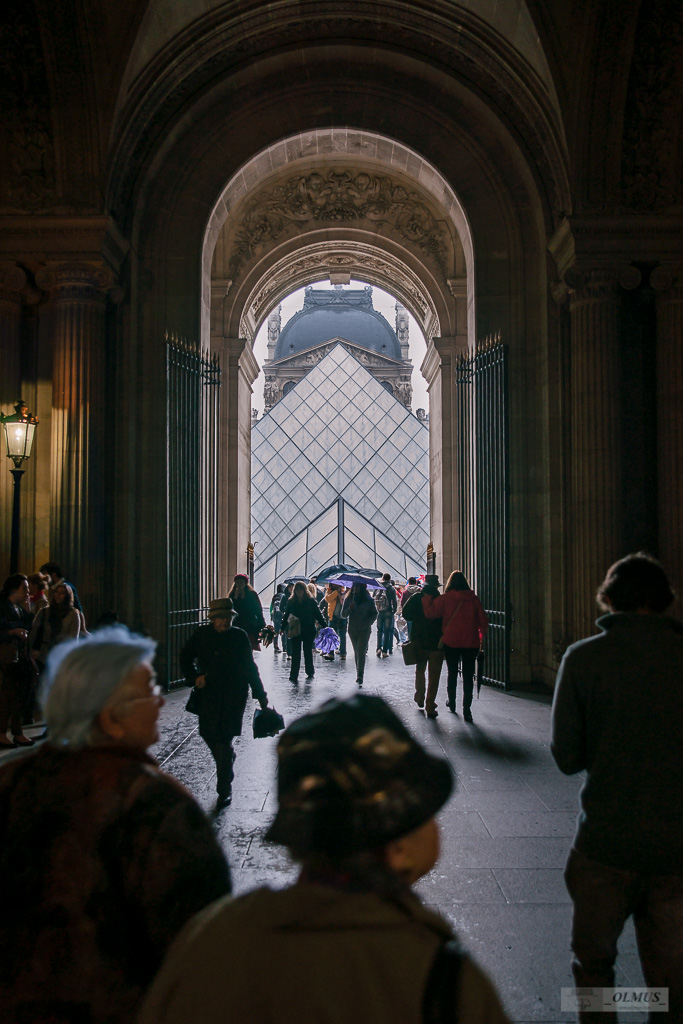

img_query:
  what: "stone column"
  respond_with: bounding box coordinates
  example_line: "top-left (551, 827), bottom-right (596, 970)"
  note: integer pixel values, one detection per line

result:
top-left (214, 337), bottom-right (259, 592)
top-left (0, 264), bottom-right (27, 571)
top-left (566, 268), bottom-right (623, 640)
top-left (651, 268), bottom-right (683, 604)
top-left (421, 335), bottom-right (463, 581)
top-left (35, 263), bottom-right (113, 615)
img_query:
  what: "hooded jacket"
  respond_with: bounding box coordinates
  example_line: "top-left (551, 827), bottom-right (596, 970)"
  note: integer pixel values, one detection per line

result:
top-left (139, 882), bottom-right (510, 1024)
top-left (423, 589), bottom-right (488, 648)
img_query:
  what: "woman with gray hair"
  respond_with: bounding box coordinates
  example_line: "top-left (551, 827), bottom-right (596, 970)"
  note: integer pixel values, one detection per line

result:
top-left (0, 627), bottom-right (231, 1024)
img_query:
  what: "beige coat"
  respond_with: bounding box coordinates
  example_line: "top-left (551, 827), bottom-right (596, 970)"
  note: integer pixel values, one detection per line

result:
top-left (139, 882), bottom-right (511, 1024)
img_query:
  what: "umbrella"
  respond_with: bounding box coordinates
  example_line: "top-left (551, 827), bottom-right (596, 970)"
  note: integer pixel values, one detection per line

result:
top-left (476, 649), bottom-right (486, 697)
top-left (328, 573), bottom-right (385, 591)
top-left (283, 576), bottom-right (310, 584)
top-left (358, 568), bottom-right (383, 578)
top-left (314, 563), bottom-right (360, 582)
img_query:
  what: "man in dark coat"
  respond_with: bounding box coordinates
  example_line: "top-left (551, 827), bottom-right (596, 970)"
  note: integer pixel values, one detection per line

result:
top-left (403, 574), bottom-right (444, 718)
top-left (180, 597), bottom-right (268, 807)
top-left (552, 553), bottom-right (683, 1019)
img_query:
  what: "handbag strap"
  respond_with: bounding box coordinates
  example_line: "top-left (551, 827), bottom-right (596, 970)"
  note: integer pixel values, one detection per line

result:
top-left (442, 600), bottom-right (463, 635)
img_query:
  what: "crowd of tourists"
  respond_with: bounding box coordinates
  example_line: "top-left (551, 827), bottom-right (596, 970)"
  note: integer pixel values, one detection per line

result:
top-left (0, 554), bottom-right (681, 1022)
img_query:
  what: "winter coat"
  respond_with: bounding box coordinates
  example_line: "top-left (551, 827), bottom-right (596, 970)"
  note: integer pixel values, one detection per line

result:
top-left (342, 593), bottom-right (378, 634)
top-left (179, 624), bottom-right (267, 740)
top-left (230, 589), bottom-right (265, 638)
top-left (0, 743), bottom-right (231, 1024)
top-left (552, 612), bottom-right (683, 873)
top-left (324, 588), bottom-right (344, 624)
top-left (139, 881), bottom-right (511, 1024)
top-left (30, 605), bottom-right (81, 662)
top-left (423, 589), bottom-right (488, 648)
top-left (282, 595), bottom-right (326, 639)
top-left (403, 587), bottom-right (443, 652)
top-left (401, 584), bottom-right (421, 609)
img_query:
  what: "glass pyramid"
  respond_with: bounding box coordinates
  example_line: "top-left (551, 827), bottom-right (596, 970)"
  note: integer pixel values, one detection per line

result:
top-left (251, 344), bottom-right (429, 597)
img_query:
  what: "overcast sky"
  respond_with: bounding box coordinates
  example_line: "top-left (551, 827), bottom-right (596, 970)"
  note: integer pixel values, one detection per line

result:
top-left (251, 280), bottom-right (430, 416)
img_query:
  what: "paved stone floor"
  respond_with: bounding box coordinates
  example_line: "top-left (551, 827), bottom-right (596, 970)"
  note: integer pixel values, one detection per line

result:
top-left (150, 643), bottom-right (645, 1024)
top-left (6, 643), bottom-right (645, 1023)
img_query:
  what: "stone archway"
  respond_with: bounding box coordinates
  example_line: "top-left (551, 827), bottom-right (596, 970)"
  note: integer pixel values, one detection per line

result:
top-left (203, 131), bottom-right (474, 592)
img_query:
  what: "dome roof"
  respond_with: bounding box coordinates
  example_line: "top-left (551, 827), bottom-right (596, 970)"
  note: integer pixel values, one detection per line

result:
top-left (273, 286), bottom-right (402, 362)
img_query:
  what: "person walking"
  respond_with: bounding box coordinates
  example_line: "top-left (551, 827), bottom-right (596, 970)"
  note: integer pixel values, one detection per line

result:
top-left (228, 574), bottom-right (266, 650)
top-left (375, 573), bottom-right (397, 657)
top-left (280, 583), bottom-right (294, 659)
top-left (342, 582), bottom-right (378, 685)
top-left (180, 598), bottom-right (269, 807)
top-left (401, 577), bottom-right (421, 638)
top-left (322, 583), bottom-right (347, 661)
top-left (551, 553), bottom-right (683, 1022)
top-left (26, 573), bottom-right (49, 616)
top-left (422, 571), bottom-right (487, 723)
top-left (139, 694), bottom-right (511, 1024)
top-left (0, 627), bottom-right (231, 1024)
top-left (403, 574), bottom-right (444, 719)
top-left (270, 584), bottom-right (285, 652)
top-left (281, 582), bottom-right (325, 682)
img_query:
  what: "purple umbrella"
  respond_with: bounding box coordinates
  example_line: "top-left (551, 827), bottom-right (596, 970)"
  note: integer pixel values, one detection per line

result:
top-left (327, 573), bottom-right (385, 591)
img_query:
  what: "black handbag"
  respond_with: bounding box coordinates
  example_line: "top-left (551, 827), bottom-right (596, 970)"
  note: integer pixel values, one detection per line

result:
top-left (185, 686), bottom-right (203, 715)
top-left (253, 706), bottom-right (285, 738)
top-left (401, 640), bottom-right (421, 666)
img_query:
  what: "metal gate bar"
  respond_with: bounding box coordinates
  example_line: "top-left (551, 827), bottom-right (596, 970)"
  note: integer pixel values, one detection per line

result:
top-left (456, 337), bottom-right (510, 689)
top-left (165, 336), bottom-right (221, 688)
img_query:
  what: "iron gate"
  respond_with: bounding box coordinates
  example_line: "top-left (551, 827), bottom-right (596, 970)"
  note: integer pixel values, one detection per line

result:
top-left (165, 336), bottom-right (221, 687)
top-left (456, 337), bottom-right (510, 689)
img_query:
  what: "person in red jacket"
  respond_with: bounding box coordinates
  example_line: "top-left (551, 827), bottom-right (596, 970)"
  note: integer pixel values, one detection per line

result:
top-left (423, 571), bottom-right (488, 722)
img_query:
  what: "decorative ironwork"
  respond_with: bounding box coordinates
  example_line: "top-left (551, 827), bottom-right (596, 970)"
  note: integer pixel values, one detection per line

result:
top-left (165, 335), bottom-right (221, 688)
top-left (456, 335), bottom-right (510, 689)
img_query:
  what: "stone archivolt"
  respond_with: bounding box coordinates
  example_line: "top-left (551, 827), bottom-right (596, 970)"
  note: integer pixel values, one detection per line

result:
top-left (227, 170), bottom-right (449, 282)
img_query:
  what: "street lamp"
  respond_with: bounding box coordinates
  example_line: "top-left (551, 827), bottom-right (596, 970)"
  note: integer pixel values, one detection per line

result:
top-left (1, 400), bottom-right (38, 573)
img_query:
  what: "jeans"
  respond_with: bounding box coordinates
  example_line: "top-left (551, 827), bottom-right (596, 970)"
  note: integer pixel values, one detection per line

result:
top-left (349, 629), bottom-right (371, 682)
top-left (443, 646), bottom-right (478, 711)
top-left (564, 847), bottom-right (683, 1023)
top-left (331, 617), bottom-right (347, 656)
top-left (290, 635), bottom-right (314, 679)
top-left (415, 649), bottom-right (445, 711)
top-left (376, 612), bottom-right (394, 653)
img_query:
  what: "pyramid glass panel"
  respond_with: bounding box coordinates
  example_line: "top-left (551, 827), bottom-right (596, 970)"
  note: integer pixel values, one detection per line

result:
top-left (251, 343), bottom-right (429, 598)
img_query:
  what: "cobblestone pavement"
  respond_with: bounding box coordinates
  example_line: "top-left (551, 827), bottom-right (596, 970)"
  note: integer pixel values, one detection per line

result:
top-left (151, 643), bottom-right (645, 1024)
top-left (4, 642), bottom-right (644, 1022)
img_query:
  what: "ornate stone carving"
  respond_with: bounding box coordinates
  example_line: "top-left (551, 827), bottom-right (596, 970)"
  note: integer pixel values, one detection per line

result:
top-left (227, 169), bottom-right (448, 281)
top-left (621, 0), bottom-right (683, 212)
top-left (0, 264), bottom-right (27, 300)
top-left (35, 262), bottom-right (116, 299)
top-left (396, 303), bottom-right (410, 344)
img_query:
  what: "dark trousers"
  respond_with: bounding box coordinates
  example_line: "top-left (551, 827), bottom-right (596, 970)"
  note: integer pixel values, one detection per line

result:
top-left (0, 661), bottom-right (34, 737)
top-left (349, 629), bottom-right (371, 682)
top-left (331, 617), bottom-right (347, 656)
top-left (290, 635), bottom-right (314, 679)
top-left (377, 612), bottom-right (394, 653)
top-left (200, 730), bottom-right (236, 798)
top-left (565, 847), bottom-right (683, 1023)
top-left (443, 646), bottom-right (478, 711)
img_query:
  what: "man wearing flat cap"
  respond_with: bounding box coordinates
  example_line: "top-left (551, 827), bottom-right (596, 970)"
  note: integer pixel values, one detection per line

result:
top-left (180, 598), bottom-right (268, 807)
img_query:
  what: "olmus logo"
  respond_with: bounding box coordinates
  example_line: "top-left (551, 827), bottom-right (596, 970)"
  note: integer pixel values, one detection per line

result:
top-left (561, 988), bottom-right (669, 1013)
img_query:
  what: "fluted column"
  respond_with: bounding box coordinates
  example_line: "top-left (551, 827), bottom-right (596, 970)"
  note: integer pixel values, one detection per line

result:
top-left (36, 263), bottom-right (113, 614)
top-left (651, 268), bottom-right (683, 604)
top-left (567, 269), bottom-right (623, 639)
top-left (215, 336), bottom-right (259, 591)
top-left (0, 265), bottom-right (27, 572)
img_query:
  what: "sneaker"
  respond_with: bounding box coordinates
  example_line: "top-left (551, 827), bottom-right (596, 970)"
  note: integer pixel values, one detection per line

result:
top-left (414, 693), bottom-right (425, 709)
top-left (463, 709), bottom-right (473, 723)
top-left (306, 674), bottom-right (315, 680)
top-left (426, 709), bottom-right (438, 719)
top-left (340, 654), bottom-right (346, 660)
top-left (289, 676), bottom-right (298, 683)
top-left (381, 652), bottom-right (389, 658)
top-left (376, 649), bottom-right (382, 657)
top-left (357, 677), bottom-right (363, 686)
top-left (447, 700), bottom-right (456, 713)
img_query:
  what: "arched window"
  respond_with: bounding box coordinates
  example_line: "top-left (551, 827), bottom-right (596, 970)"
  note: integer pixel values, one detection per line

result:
top-left (283, 381), bottom-right (296, 396)
top-left (381, 381), bottom-right (394, 396)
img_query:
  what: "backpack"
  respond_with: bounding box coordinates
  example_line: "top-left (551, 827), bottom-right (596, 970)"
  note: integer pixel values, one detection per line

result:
top-left (375, 590), bottom-right (389, 613)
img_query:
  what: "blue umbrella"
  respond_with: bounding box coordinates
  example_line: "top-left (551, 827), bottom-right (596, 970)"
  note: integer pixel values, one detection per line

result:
top-left (314, 563), bottom-right (360, 582)
top-left (327, 573), bottom-right (385, 591)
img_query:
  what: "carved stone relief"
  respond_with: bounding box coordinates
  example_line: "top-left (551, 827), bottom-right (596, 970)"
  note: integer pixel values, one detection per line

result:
top-left (227, 169), bottom-right (449, 282)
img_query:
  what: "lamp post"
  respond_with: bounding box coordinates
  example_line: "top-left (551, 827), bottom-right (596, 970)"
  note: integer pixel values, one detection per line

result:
top-left (1, 400), bottom-right (38, 573)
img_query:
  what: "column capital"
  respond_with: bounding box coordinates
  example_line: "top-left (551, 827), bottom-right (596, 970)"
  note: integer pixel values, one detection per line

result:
top-left (0, 262), bottom-right (27, 299)
top-left (650, 266), bottom-right (683, 294)
top-left (35, 261), bottom-right (116, 299)
top-left (565, 266), bottom-right (625, 302)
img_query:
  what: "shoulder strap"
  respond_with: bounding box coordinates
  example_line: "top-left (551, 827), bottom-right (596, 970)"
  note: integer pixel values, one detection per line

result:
top-left (442, 600), bottom-right (463, 634)
top-left (422, 939), bottom-right (466, 1024)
